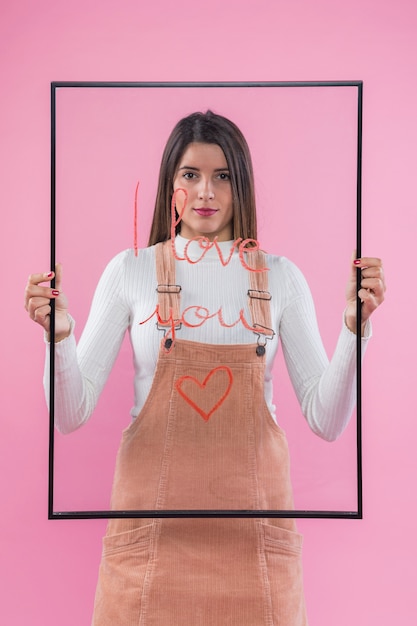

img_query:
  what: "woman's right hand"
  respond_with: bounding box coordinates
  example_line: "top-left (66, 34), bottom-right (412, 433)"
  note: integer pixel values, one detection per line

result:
top-left (24, 263), bottom-right (71, 342)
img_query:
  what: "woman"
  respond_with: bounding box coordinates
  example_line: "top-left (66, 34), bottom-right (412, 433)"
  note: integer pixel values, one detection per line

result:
top-left (25, 111), bottom-right (385, 625)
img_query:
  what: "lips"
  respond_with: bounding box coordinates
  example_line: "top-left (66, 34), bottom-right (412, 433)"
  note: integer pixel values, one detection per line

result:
top-left (193, 208), bottom-right (218, 217)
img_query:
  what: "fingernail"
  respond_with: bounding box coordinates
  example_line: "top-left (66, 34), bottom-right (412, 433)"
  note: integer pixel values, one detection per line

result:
top-left (52, 290), bottom-right (60, 296)
top-left (46, 271), bottom-right (54, 278)
top-left (353, 259), bottom-right (361, 265)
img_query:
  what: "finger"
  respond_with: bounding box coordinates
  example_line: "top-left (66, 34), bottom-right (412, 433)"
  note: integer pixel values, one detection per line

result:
top-left (359, 280), bottom-right (385, 308)
top-left (360, 277), bottom-right (386, 297)
top-left (31, 303), bottom-right (52, 329)
top-left (353, 257), bottom-right (383, 269)
top-left (359, 292), bottom-right (382, 321)
top-left (27, 270), bottom-right (56, 286)
top-left (25, 285), bottom-right (60, 310)
top-left (360, 265), bottom-right (385, 281)
top-left (25, 271), bottom-right (55, 308)
top-left (27, 294), bottom-right (54, 314)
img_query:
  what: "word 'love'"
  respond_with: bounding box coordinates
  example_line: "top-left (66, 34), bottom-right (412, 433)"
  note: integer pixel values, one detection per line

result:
top-left (170, 188), bottom-right (269, 273)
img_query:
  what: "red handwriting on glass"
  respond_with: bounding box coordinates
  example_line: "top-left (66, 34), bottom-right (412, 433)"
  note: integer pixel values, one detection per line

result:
top-left (133, 184), bottom-right (268, 271)
top-left (175, 366), bottom-right (233, 421)
top-left (136, 186), bottom-right (271, 349)
top-left (170, 188), bottom-right (269, 273)
top-left (140, 304), bottom-right (261, 346)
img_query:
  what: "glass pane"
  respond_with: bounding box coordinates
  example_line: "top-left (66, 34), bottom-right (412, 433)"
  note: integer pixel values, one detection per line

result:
top-left (51, 82), bottom-right (361, 518)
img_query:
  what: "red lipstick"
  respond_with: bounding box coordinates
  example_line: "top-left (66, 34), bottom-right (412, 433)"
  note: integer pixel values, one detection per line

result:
top-left (194, 208), bottom-right (218, 217)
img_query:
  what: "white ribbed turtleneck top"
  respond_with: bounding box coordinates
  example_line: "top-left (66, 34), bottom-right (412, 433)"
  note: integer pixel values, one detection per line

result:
top-left (45, 236), bottom-right (369, 441)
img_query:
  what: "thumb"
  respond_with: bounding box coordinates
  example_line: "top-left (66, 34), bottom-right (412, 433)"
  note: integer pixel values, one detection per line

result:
top-left (54, 263), bottom-right (63, 291)
top-left (351, 250), bottom-right (362, 278)
top-left (348, 250), bottom-right (357, 280)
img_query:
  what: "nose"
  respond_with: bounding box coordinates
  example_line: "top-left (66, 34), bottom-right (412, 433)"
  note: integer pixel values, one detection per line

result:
top-left (198, 179), bottom-right (214, 201)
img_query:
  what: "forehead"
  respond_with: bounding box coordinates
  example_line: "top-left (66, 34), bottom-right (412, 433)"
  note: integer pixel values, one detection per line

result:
top-left (178, 142), bottom-right (228, 167)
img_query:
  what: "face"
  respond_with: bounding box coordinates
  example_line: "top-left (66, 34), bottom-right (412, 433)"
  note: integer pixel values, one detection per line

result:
top-left (172, 142), bottom-right (234, 242)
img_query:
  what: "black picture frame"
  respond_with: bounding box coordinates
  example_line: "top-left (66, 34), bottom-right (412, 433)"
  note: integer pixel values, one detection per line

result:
top-left (49, 80), bottom-right (363, 520)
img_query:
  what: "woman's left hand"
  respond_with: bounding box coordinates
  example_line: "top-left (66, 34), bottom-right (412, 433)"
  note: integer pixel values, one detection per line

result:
top-left (345, 256), bottom-right (386, 334)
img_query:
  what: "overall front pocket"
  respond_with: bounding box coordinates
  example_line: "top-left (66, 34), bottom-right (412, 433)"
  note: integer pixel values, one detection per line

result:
top-left (92, 522), bottom-right (156, 625)
top-left (260, 522), bottom-right (308, 626)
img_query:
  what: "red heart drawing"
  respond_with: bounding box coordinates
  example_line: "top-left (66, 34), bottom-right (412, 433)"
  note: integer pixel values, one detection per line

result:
top-left (175, 366), bottom-right (233, 421)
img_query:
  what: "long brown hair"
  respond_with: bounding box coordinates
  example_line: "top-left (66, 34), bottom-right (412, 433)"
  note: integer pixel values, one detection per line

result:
top-left (147, 111), bottom-right (257, 246)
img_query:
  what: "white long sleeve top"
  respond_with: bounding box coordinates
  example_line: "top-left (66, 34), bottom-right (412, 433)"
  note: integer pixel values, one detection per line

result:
top-left (45, 236), bottom-right (370, 441)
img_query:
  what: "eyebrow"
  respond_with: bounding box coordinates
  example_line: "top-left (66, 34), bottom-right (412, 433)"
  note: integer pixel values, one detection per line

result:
top-left (178, 166), bottom-right (230, 172)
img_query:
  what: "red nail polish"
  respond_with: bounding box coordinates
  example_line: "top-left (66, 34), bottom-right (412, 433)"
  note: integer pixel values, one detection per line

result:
top-left (52, 290), bottom-right (60, 296)
top-left (47, 271), bottom-right (54, 277)
top-left (353, 259), bottom-right (361, 265)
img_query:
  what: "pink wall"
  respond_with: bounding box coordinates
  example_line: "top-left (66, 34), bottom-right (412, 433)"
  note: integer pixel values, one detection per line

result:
top-left (1, 0), bottom-right (415, 624)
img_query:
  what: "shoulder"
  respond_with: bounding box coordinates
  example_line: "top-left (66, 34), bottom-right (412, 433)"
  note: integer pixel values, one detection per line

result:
top-left (103, 246), bottom-right (157, 271)
top-left (97, 246), bottom-right (157, 288)
top-left (264, 253), bottom-right (312, 298)
top-left (264, 253), bottom-right (304, 278)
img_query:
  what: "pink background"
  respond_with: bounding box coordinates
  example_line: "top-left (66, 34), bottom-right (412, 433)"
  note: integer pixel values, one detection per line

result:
top-left (1, 0), bottom-right (415, 624)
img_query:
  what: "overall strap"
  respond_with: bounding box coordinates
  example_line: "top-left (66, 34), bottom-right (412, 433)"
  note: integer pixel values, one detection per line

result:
top-left (246, 250), bottom-right (275, 347)
top-left (154, 240), bottom-right (181, 327)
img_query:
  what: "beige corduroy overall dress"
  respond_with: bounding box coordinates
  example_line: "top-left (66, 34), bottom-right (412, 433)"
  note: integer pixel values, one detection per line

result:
top-left (92, 241), bottom-right (308, 625)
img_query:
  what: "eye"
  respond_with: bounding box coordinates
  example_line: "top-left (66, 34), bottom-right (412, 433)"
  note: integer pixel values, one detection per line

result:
top-left (217, 172), bottom-right (230, 181)
top-left (182, 171), bottom-right (197, 180)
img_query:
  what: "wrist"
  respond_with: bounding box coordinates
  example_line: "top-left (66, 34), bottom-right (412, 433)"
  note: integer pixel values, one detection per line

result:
top-left (46, 313), bottom-right (73, 343)
top-left (344, 312), bottom-right (366, 336)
